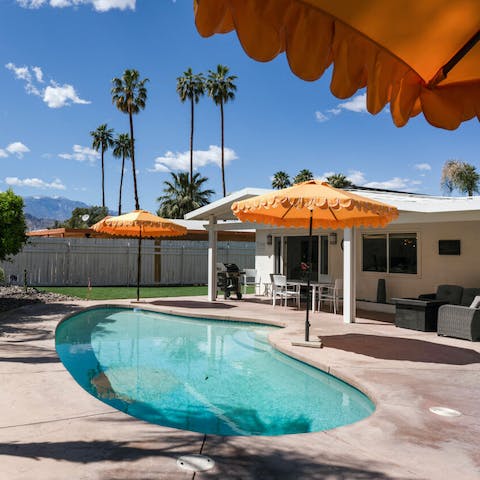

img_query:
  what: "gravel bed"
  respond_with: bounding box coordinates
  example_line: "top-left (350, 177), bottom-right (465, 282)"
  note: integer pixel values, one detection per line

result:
top-left (0, 286), bottom-right (78, 313)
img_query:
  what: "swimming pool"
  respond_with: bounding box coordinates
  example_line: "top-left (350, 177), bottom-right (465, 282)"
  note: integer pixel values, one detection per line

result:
top-left (56, 307), bottom-right (374, 436)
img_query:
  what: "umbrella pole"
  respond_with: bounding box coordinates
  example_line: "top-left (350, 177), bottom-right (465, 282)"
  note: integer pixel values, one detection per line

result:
top-left (137, 229), bottom-right (142, 302)
top-left (305, 212), bottom-right (313, 342)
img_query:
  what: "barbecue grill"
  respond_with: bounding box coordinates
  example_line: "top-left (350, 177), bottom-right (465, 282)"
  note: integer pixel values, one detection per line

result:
top-left (217, 263), bottom-right (244, 300)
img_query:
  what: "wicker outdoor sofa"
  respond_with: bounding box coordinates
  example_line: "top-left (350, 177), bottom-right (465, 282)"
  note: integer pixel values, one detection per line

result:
top-left (431, 286), bottom-right (480, 341)
top-left (438, 304), bottom-right (480, 341)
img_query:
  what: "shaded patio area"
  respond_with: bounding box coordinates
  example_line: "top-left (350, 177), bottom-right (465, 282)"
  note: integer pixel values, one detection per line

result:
top-left (0, 296), bottom-right (478, 479)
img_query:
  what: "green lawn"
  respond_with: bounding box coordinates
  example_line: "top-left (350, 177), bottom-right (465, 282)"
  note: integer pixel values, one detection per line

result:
top-left (42, 285), bottom-right (209, 300)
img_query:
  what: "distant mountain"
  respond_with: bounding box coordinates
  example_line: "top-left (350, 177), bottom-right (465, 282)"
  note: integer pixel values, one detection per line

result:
top-left (24, 213), bottom-right (56, 231)
top-left (23, 196), bottom-right (90, 221)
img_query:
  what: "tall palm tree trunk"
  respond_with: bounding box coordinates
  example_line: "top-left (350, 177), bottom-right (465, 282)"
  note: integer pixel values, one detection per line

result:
top-left (101, 148), bottom-right (105, 208)
top-left (190, 97), bottom-right (194, 185)
top-left (128, 110), bottom-right (140, 210)
top-left (118, 155), bottom-right (125, 215)
top-left (220, 100), bottom-right (226, 197)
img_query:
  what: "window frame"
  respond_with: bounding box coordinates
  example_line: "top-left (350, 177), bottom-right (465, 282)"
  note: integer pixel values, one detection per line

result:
top-left (361, 231), bottom-right (420, 276)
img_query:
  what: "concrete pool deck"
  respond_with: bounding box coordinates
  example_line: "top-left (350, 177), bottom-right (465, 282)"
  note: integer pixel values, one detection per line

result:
top-left (0, 296), bottom-right (478, 479)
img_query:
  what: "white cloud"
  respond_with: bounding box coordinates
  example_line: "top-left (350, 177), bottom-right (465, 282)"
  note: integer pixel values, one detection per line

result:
top-left (43, 83), bottom-right (90, 108)
top-left (316, 93), bottom-right (368, 123)
top-left (315, 111), bottom-right (328, 123)
top-left (151, 145), bottom-right (238, 173)
top-left (16, 0), bottom-right (136, 11)
top-left (6, 63), bottom-right (90, 108)
top-left (414, 163), bottom-right (432, 171)
top-left (321, 169), bottom-right (421, 192)
top-left (346, 170), bottom-right (367, 185)
top-left (5, 176), bottom-right (66, 190)
top-left (32, 66), bottom-right (44, 83)
top-left (363, 177), bottom-right (412, 190)
top-left (6, 142), bottom-right (30, 158)
top-left (59, 144), bottom-right (100, 163)
top-left (0, 149), bottom-right (8, 158)
top-left (335, 93), bottom-right (367, 113)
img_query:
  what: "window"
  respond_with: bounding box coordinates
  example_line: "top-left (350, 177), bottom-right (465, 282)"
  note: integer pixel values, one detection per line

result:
top-left (362, 234), bottom-right (387, 272)
top-left (389, 233), bottom-right (417, 274)
top-left (362, 233), bottom-right (417, 275)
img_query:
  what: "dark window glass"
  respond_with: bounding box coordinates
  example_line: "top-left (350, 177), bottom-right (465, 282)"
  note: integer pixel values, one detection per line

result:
top-left (286, 236), bottom-right (319, 281)
top-left (389, 233), bottom-right (417, 274)
top-left (320, 235), bottom-right (328, 274)
top-left (362, 234), bottom-right (387, 272)
top-left (274, 237), bottom-right (282, 274)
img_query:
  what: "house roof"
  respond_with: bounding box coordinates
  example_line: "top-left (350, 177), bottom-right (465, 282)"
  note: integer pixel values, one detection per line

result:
top-left (27, 219), bottom-right (255, 241)
top-left (185, 186), bottom-right (480, 225)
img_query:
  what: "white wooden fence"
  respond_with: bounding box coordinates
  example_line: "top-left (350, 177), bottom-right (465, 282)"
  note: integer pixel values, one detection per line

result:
top-left (0, 238), bottom-right (255, 287)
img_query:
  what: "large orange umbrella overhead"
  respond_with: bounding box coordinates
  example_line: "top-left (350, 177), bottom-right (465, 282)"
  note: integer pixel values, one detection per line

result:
top-left (194, 0), bottom-right (480, 130)
top-left (232, 181), bottom-right (398, 341)
top-left (92, 210), bottom-right (187, 301)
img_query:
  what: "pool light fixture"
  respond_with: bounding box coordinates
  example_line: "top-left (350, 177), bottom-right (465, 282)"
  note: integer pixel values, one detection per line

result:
top-left (429, 406), bottom-right (462, 417)
top-left (177, 454), bottom-right (215, 472)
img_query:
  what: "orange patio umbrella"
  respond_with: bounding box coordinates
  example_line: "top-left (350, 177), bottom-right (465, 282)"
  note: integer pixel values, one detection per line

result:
top-left (232, 181), bottom-right (398, 341)
top-left (92, 210), bottom-right (187, 301)
top-left (194, 0), bottom-right (480, 130)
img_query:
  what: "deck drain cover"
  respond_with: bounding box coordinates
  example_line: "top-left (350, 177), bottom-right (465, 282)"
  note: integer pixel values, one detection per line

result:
top-left (177, 454), bottom-right (215, 472)
top-left (429, 406), bottom-right (462, 417)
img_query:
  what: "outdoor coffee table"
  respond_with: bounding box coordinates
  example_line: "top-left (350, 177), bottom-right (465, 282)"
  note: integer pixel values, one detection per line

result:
top-left (392, 297), bottom-right (449, 332)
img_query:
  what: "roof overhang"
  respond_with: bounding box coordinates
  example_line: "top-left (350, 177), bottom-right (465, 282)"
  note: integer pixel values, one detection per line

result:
top-left (185, 188), bottom-right (270, 221)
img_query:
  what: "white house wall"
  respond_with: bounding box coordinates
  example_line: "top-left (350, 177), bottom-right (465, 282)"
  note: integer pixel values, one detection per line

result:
top-left (255, 220), bottom-right (480, 303)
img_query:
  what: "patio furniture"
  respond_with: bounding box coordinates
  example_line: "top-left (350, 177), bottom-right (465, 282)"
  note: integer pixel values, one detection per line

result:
top-left (418, 284), bottom-right (463, 304)
top-left (393, 285), bottom-right (480, 332)
top-left (241, 268), bottom-right (261, 295)
top-left (393, 298), bottom-right (448, 332)
top-left (437, 304), bottom-right (480, 341)
top-left (272, 274), bottom-right (300, 308)
top-left (318, 278), bottom-right (343, 314)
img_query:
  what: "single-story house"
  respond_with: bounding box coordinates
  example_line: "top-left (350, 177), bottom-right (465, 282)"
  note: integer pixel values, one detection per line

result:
top-left (185, 187), bottom-right (480, 322)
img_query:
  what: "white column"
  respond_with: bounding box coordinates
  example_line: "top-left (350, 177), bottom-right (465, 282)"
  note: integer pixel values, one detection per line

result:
top-left (343, 227), bottom-right (356, 323)
top-left (207, 215), bottom-right (218, 301)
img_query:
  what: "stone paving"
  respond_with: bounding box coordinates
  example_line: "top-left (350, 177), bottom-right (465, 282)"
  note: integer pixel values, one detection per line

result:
top-left (0, 296), bottom-right (479, 479)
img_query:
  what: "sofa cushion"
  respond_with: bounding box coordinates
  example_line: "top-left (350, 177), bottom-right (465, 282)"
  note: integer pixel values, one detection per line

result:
top-left (462, 288), bottom-right (480, 307)
top-left (436, 285), bottom-right (463, 305)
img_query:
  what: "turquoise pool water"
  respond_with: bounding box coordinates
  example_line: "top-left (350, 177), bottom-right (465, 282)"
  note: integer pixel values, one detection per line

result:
top-left (56, 307), bottom-right (374, 436)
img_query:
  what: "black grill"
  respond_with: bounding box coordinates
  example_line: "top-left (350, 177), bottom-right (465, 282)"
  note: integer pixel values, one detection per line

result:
top-left (217, 263), bottom-right (244, 300)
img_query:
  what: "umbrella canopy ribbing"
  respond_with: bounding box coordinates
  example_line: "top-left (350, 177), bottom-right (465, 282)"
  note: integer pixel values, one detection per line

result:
top-left (194, 0), bottom-right (480, 130)
top-left (232, 181), bottom-right (399, 229)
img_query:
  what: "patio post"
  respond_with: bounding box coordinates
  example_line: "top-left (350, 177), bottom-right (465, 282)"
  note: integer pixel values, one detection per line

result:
top-left (208, 215), bottom-right (217, 301)
top-left (343, 227), bottom-right (356, 323)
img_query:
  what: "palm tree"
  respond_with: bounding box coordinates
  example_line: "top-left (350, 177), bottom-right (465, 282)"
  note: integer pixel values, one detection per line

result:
top-left (176, 68), bottom-right (205, 184)
top-left (157, 172), bottom-right (214, 219)
top-left (272, 171), bottom-right (291, 189)
top-left (111, 69), bottom-right (149, 210)
top-left (90, 124), bottom-right (114, 208)
top-left (112, 133), bottom-right (131, 215)
top-left (441, 160), bottom-right (480, 196)
top-left (206, 64), bottom-right (237, 197)
top-left (293, 169), bottom-right (314, 184)
top-left (326, 173), bottom-right (354, 188)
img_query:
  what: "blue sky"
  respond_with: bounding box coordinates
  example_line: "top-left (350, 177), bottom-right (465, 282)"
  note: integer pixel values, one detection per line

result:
top-left (0, 0), bottom-right (478, 214)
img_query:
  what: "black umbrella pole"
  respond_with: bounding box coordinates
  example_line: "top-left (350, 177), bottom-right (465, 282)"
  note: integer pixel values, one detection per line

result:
top-left (137, 232), bottom-right (142, 302)
top-left (305, 213), bottom-right (313, 342)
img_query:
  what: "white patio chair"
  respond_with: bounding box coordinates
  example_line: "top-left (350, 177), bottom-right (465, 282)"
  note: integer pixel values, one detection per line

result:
top-left (272, 274), bottom-right (301, 308)
top-left (318, 278), bottom-right (343, 314)
top-left (242, 268), bottom-right (261, 295)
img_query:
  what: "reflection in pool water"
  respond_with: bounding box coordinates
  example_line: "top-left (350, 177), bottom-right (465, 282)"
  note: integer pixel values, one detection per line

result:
top-left (56, 307), bottom-right (374, 436)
